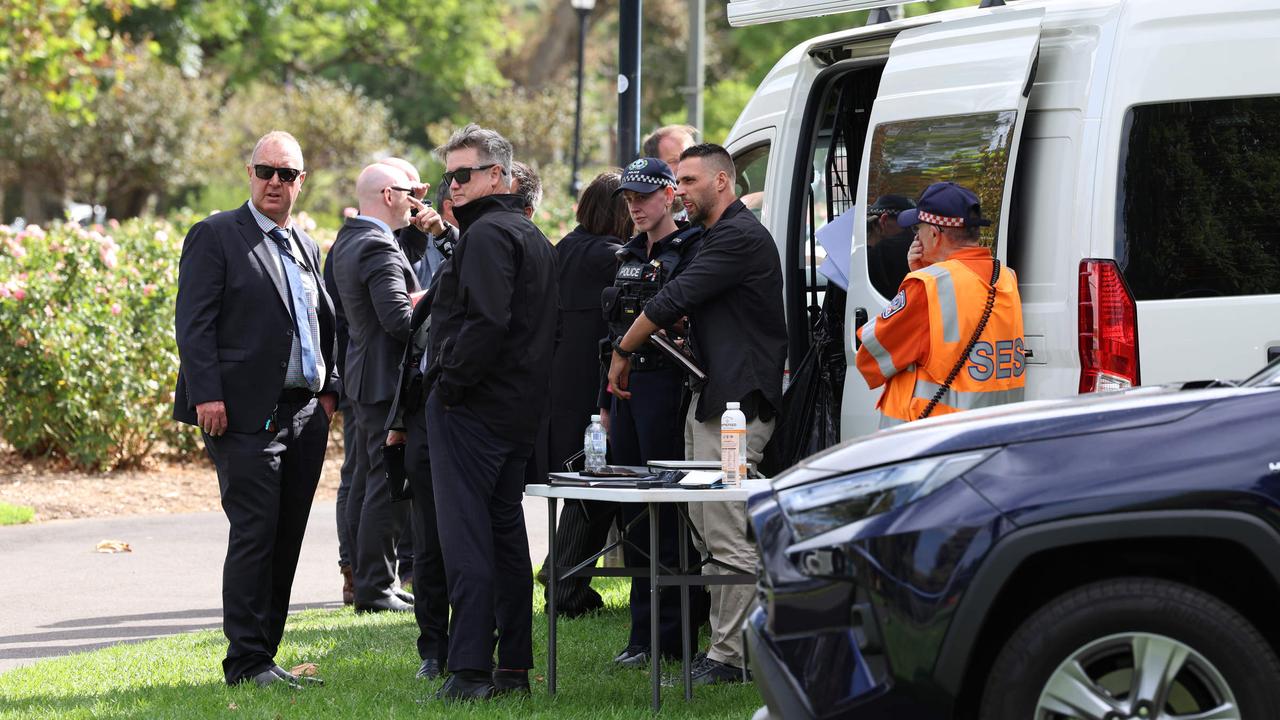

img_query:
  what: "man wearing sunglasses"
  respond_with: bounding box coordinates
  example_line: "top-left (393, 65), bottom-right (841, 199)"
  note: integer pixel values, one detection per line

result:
top-left (174, 130), bottom-right (340, 690)
top-left (425, 124), bottom-right (558, 701)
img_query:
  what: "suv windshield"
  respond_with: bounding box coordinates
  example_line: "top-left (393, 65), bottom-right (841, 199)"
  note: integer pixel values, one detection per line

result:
top-left (1242, 358), bottom-right (1280, 387)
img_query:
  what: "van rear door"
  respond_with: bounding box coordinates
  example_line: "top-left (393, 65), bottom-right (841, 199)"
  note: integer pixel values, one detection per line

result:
top-left (842, 8), bottom-right (1045, 440)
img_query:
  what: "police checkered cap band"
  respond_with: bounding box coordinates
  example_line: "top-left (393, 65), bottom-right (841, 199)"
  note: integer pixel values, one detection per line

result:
top-left (917, 210), bottom-right (967, 227)
top-left (622, 172), bottom-right (675, 189)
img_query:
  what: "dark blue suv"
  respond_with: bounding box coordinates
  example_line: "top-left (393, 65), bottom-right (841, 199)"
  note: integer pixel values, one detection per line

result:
top-left (746, 360), bottom-right (1280, 720)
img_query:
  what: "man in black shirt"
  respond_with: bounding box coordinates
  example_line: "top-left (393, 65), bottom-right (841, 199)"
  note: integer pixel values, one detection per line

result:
top-left (425, 124), bottom-right (558, 701)
top-left (608, 143), bottom-right (786, 685)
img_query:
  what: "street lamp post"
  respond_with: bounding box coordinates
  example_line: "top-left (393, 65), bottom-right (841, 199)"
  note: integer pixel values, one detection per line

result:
top-left (569, 0), bottom-right (595, 200)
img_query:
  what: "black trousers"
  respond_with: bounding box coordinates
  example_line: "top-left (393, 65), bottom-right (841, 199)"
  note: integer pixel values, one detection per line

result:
top-left (405, 402), bottom-right (449, 664)
top-left (335, 396), bottom-right (362, 569)
top-left (542, 499), bottom-right (616, 614)
top-left (204, 397), bottom-right (328, 684)
top-left (349, 399), bottom-right (408, 605)
top-left (427, 391), bottom-right (533, 672)
top-left (611, 368), bottom-right (708, 657)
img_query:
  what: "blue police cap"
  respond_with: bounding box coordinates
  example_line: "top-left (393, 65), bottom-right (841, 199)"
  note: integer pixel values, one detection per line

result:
top-left (897, 182), bottom-right (992, 228)
top-left (615, 157), bottom-right (676, 195)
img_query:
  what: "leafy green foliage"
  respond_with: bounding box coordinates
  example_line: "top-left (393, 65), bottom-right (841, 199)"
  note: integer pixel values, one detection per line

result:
top-left (0, 501), bottom-right (34, 526)
top-left (0, 579), bottom-right (761, 718)
top-left (189, 78), bottom-right (399, 223)
top-left (0, 53), bottom-right (219, 219)
top-left (0, 218), bottom-right (202, 470)
top-left (0, 0), bottom-right (158, 117)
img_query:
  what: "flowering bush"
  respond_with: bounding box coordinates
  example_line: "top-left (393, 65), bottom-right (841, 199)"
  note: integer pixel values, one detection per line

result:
top-left (0, 217), bottom-right (204, 470)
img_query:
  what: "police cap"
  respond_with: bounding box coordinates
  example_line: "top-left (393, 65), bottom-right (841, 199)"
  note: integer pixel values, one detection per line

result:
top-left (897, 182), bottom-right (992, 229)
top-left (615, 157), bottom-right (676, 196)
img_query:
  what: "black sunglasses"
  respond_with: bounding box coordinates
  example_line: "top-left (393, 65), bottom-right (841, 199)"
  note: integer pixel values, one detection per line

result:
top-left (442, 164), bottom-right (498, 187)
top-left (387, 186), bottom-right (415, 195)
top-left (253, 164), bottom-right (302, 183)
top-left (912, 223), bottom-right (937, 237)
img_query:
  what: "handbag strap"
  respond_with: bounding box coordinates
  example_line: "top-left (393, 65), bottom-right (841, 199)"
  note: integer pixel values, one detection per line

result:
top-left (918, 259), bottom-right (1001, 420)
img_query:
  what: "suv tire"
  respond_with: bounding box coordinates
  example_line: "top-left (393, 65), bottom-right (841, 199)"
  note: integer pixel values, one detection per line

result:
top-left (979, 577), bottom-right (1280, 719)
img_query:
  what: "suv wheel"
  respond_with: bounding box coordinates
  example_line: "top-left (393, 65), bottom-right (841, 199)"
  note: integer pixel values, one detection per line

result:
top-left (980, 578), bottom-right (1280, 719)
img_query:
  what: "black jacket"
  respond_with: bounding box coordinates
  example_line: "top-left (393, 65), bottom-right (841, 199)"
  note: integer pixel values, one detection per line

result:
top-left (548, 226), bottom-right (621, 468)
top-left (329, 217), bottom-right (420, 405)
top-left (645, 200), bottom-right (786, 422)
top-left (173, 203), bottom-right (340, 432)
top-left (427, 194), bottom-right (558, 444)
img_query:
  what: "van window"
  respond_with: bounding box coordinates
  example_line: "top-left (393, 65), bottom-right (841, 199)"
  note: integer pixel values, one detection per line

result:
top-left (734, 144), bottom-right (771, 225)
top-left (1117, 96), bottom-right (1280, 300)
top-left (864, 110), bottom-right (1016, 296)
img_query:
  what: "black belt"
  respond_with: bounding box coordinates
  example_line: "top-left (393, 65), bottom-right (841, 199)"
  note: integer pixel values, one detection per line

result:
top-left (633, 353), bottom-right (673, 370)
top-left (278, 388), bottom-right (317, 403)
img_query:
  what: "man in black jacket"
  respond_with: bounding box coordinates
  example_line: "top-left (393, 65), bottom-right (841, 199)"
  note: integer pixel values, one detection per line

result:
top-left (608, 143), bottom-right (787, 686)
top-left (426, 124), bottom-right (558, 700)
top-left (173, 130), bottom-right (339, 688)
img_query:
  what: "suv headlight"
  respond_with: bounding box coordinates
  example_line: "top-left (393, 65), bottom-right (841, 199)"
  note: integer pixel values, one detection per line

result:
top-left (778, 450), bottom-right (997, 540)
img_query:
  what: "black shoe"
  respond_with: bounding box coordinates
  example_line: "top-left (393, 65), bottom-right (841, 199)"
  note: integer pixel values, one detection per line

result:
top-left (558, 595), bottom-right (605, 619)
top-left (354, 595), bottom-right (413, 613)
top-left (612, 646), bottom-right (650, 669)
top-left (492, 669), bottom-right (531, 697)
top-left (690, 657), bottom-right (749, 686)
top-left (272, 664), bottom-right (323, 686)
top-left (435, 673), bottom-right (494, 701)
top-left (416, 658), bottom-right (445, 680)
top-left (248, 668), bottom-right (301, 689)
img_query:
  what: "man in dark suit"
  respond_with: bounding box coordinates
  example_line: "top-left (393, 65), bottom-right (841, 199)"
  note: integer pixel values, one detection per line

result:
top-left (329, 162), bottom-right (423, 613)
top-left (427, 124), bottom-right (558, 700)
top-left (174, 130), bottom-right (339, 689)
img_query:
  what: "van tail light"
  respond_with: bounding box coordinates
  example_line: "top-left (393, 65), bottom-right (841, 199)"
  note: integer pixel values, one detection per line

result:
top-left (1078, 259), bottom-right (1140, 393)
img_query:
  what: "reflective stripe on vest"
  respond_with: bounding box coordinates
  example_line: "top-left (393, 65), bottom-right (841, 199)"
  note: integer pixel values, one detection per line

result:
top-left (859, 314), bottom-right (898, 380)
top-left (913, 380), bottom-right (1025, 411)
top-left (918, 265), bottom-right (960, 343)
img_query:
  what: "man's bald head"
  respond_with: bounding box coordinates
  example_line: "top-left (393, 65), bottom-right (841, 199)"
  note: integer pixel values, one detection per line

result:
top-left (355, 162), bottom-right (414, 229)
top-left (379, 156), bottom-right (421, 184)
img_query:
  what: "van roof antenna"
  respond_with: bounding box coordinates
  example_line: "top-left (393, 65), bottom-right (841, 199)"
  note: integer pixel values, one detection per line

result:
top-left (979, 0), bottom-right (1007, 7)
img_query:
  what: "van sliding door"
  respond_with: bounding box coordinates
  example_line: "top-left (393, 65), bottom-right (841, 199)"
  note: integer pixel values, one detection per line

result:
top-left (841, 8), bottom-right (1044, 441)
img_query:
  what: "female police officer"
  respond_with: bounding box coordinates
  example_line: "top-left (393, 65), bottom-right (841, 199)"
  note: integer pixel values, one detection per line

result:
top-left (601, 158), bottom-right (708, 668)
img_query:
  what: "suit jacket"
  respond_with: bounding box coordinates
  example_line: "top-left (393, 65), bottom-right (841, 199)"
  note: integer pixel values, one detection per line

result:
top-left (330, 217), bottom-right (419, 405)
top-left (172, 202), bottom-right (340, 433)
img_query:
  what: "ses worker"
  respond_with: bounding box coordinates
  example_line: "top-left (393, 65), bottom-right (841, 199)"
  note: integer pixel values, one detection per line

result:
top-left (856, 181), bottom-right (1027, 427)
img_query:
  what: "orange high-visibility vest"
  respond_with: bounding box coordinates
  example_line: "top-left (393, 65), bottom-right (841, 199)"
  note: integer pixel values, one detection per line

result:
top-left (858, 255), bottom-right (1026, 427)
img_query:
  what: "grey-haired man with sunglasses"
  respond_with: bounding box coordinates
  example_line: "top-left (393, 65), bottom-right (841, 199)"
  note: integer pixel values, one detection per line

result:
top-left (174, 130), bottom-right (340, 689)
top-left (424, 123), bottom-right (558, 701)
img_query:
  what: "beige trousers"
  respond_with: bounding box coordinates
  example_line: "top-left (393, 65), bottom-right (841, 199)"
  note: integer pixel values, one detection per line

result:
top-left (684, 394), bottom-right (775, 668)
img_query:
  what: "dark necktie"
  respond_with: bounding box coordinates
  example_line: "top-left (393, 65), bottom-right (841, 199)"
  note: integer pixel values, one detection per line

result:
top-left (267, 227), bottom-right (320, 388)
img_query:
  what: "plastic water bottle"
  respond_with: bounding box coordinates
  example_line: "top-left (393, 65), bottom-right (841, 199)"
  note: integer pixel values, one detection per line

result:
top-left (584, 415), bottom-right (607, 473)
top-left (721, 402), bottom-right (748, 488)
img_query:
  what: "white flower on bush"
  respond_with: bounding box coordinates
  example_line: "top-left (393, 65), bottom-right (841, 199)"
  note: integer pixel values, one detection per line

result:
top-left (295, 211), bottom-right (318, 233)
top-left (153, 229), bottom-right (169, 243)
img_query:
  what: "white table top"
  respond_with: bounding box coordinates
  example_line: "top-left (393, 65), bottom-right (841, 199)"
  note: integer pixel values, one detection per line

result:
top-left (526, 477), bottom-right (770, 503)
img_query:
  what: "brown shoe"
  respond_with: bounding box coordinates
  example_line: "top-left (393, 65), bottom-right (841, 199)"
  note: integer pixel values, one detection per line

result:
top-left (340, 564), bottom-right (354, 606)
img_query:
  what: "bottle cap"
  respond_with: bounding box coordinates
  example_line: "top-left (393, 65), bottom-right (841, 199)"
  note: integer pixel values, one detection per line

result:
top-left (590, 414), bottom-right (601, 422)
top-left (726, 402), bottom-right (740, 410)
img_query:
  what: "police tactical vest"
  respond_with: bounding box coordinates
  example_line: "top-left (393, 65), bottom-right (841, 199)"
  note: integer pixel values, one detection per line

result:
top-left (603, 225), bottom-right (700, 341)
top-left (877, 259), bottom-right (1026, 427)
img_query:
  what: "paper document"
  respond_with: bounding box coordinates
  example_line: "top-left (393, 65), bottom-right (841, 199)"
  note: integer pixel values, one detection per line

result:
top-left (815, 207), bottom-right (859, 291)
top-left (679, 470), bottom-right (723, 487)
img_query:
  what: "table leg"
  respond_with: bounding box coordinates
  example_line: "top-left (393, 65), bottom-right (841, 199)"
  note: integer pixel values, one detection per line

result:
top-left (679, 507), bottom-right (692, 701)
top-left (650, 501), bottom-right (660, 712)
top-left (547, 497), bottom-right (558, 695)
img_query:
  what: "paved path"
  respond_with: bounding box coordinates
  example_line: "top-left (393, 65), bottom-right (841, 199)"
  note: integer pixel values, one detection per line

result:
top-left (0, 498), bottom-right (549, 675)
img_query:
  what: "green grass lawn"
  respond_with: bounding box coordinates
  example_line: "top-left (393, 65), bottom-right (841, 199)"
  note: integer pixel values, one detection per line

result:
top-left (0, 501), bottom-right (34, 526)
top-left (0, 579), bottom-right (762, 719)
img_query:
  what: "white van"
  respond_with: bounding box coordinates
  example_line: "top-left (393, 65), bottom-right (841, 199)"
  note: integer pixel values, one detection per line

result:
top-left (720, 0), bottom-right (1280, 442)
